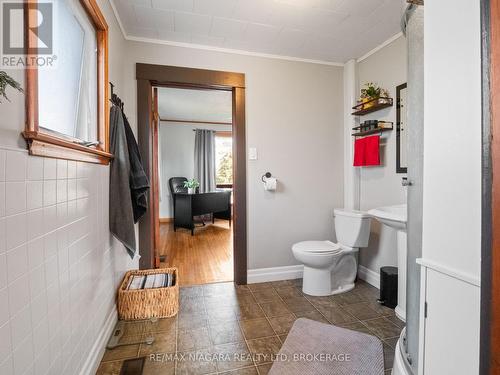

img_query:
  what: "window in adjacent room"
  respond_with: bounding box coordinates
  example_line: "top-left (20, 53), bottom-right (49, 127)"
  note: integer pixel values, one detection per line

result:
top-left (215, 132), bottom-right (233, 188)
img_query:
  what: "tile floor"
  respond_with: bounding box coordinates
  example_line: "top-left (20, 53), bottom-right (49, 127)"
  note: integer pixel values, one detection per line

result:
top-left (97, 279), bottom-right (403, 375)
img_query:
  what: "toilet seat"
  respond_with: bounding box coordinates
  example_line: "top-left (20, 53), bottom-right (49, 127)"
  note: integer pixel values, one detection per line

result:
top-left (292, 241), bottom-right (341, 254)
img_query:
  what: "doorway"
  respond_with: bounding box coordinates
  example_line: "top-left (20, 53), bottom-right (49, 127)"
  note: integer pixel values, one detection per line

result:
top-left (156, 86), bottom-right (234, 285)
top-left (136, 64), bottom-right (247, 285)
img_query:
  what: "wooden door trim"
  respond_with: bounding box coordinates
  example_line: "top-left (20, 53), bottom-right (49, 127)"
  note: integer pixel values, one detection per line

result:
top-left (481, 0), bottom-right (500, 373)
top-left (136, 64), bottom-right (247, 285)
top-left (136, 63), bottom-right (245, 88)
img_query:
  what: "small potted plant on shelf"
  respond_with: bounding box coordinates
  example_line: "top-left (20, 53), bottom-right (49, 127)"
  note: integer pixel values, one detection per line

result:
top-left (359, 82), bottom-right (389, 109)
top-left (183, 179), bottom-right (200, 194)
top-left (0, 71), bottom-right (23, 103)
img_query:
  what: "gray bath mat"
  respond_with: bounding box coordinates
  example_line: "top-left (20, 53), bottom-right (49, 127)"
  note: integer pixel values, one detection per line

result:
top-left (269, 318), bottom-right (384, 375)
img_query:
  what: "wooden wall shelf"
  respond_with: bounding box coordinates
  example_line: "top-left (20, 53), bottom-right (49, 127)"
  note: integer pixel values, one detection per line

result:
top-left (352, 97), bottom-right (393, 116)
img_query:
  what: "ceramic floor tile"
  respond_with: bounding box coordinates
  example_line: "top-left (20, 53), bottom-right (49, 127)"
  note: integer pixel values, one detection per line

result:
top-left (219, 366), bottom-right (259, 375)
top-left (339, 321), bottom-right (374, 336)
top-left (96, 360), bottom-right (122, 374)
top-left (259, 300), bottom-right (291, 318)
top-left (247, 283), bottom-right (274, 292)
top-left (256, 363), bottom-right (273, 375)
top-left (386, 315), bottom-right (405, 329)
top-left (101, 345), bottom-right (140, 362)
top-left (267, 314), bottom-right (296, 335)
top-left (239, 318), bottom-right (275, 340)
top-left (269, 280), bottom-right (296, 288)
top-left (180, 286), bottom-right (204, 298)
top-left (246, 336), bottom-right (282, 365)
top-left (383, 336), bottom-right (399, 349)
top-left (282, 297), bottom-right (315, 313)
top-left (176, 348), bottom-right (217, 375)
top-left (274, 286), bottom-right (303, 300)
top-left (235, 304), bottom-right (265, 320)
top-left (153, 317), bottom-right (177, 334)
top-left (252, 289), bottom-right (280, 303)
top-left (177, 326), bottom-right (212, 351)
top-left (138, 331), bottom-right (176, 356)
top-left (209, 321), bottom-right (245, 345)
top-left (203, 282), bottom-right (237, 297)
top-left (213, 341), bottom-right (253, 372)
top-left (383, 342), bottom-right (395, 370)
top-left (178, 312), bottom-right (209, 330)
top-left (206, 306), bottom-right (239, 324)
top-left (343, 302), bottom-right (382, 320)
top-left (293, 310), bottom-right (329, 324)
top-left (362, 317), bottom-right (402, 340)
top-left (316, 305), bottom-right (358, 325)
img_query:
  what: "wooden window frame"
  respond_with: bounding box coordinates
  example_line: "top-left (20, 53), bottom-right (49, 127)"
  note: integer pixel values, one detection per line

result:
top-left (22, 0), bottom-right (112, 164)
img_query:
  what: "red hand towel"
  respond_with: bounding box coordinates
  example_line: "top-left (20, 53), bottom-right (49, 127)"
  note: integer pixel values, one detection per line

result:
top-left (364, 135), bottom-right (380, 166)
top-left (353, 137), bottom-right (365, 166)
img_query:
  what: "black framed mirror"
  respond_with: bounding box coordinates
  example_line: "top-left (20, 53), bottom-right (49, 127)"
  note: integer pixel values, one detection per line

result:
top-left (396, 83), bottom-right (408, 173)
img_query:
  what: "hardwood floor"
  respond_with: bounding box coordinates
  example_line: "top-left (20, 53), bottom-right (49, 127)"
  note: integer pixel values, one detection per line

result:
top-left (158, 219), bottom-right (233, 286)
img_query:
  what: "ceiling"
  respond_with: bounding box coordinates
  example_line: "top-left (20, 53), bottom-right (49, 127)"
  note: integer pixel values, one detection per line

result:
top-left (112, 0), bottom-right (405, 64)
top-left (158, 87), bottom-right (232, 122)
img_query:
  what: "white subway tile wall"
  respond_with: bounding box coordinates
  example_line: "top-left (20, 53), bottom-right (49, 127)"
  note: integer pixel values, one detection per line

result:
top-left (0, 148), bottom-right (136, 375)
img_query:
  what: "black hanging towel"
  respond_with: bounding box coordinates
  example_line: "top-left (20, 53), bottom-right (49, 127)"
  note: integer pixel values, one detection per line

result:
top-left (123, 112), bottom-right (149, 223)
top-left (109, 83), bottom-right (149, 259)
top-left (109, 104), bottom-right (137, 258)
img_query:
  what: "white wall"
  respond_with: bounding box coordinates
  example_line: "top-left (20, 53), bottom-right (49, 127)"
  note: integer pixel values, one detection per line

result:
top-left (0, 1), bottom-right (136, 374)
top-left (420, 0), bottom-right (481, 373)
top-left (158, 122), bottom-right (231, 218)
top-left (121, 42), bottom-right (345, 270)
top-left (356, 36), bottom-right (408, 276)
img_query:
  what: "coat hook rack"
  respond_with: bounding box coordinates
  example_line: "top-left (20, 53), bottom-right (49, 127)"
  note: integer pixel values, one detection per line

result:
top-left (261, 172), bottom-right (272, 182)
top-left (109, 82), bottom-right (124, 111)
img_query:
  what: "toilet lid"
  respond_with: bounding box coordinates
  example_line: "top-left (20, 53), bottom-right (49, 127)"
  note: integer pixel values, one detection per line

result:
top-left (292, 241), bottom-right (341, 254)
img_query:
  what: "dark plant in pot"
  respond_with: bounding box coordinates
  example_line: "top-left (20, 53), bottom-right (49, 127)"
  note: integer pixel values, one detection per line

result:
top-left (0, 71), bottom-right (23, 103)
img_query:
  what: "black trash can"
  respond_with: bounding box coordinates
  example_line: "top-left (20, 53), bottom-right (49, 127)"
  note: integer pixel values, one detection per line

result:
top-left (378, 266), bottom-right (398, 308)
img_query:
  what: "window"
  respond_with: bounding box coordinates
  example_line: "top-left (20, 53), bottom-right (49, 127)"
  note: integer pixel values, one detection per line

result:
top-left (23, 0), bottom-right (111, 164)
top-left (215, 133), bottom-right (233, 188)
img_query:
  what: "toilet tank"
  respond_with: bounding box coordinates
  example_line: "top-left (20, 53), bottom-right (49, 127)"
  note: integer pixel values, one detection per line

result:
top-left (333, 209), bottom-right (371, 248)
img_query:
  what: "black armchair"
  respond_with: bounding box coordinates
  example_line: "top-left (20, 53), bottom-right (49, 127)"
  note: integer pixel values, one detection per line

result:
top-left (169, 177), bottom-right (188, 195)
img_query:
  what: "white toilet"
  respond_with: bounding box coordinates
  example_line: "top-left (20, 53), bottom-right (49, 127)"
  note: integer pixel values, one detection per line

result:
top-left (292, 209), bottom-right (372, 296)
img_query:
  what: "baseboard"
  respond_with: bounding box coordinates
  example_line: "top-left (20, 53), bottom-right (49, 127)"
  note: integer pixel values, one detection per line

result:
top-left (247, 265), bottom-right (303, 284)
top-left (159, 218), bottom-right (173, 223)
top-left (79, 306), bottom-right (118, 375)
top-left (358, 265), bottom-right (380, 289)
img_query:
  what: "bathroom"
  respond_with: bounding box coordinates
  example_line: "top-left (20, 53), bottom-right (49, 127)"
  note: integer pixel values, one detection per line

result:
top-left (0, 0), bottom-right (495, 374)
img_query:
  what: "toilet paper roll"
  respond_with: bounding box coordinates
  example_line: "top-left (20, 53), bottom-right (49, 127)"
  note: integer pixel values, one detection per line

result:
top-left (264, 177), bottom-right (277, 191)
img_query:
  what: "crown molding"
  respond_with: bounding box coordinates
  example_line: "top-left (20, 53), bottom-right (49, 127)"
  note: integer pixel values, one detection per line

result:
top-left (126, 35), bottom-right (345, 66)
top-left (356, 32), bottom-right (404, 63)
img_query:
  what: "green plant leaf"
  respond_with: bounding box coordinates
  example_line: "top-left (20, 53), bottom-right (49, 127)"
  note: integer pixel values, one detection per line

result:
top-left (0, 71), bottom-right (23, 103)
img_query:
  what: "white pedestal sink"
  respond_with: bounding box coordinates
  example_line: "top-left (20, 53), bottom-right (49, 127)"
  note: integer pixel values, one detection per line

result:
top-left (368, 204), bottom-right (407, 322)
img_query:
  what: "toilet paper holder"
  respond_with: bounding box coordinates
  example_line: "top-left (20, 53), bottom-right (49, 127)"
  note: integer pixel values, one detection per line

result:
top-left (261, 172), bottom-right (272, 182)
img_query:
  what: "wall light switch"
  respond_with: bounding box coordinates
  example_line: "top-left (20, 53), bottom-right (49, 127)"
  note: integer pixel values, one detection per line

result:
top-left (249, 147), bottom-right (258, 160)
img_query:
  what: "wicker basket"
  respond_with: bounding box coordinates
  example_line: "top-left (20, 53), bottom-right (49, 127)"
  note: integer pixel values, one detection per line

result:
top-left (117, 267), bottom-right (179, 320)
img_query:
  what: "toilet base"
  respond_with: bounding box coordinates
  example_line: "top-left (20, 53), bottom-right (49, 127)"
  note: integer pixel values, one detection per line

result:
top-left (301, 251), bottom-right (358, 297)
top-left (302, 266), bottom-right (333, 296)
top-left (330, 283), bottom-right (355, 295)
